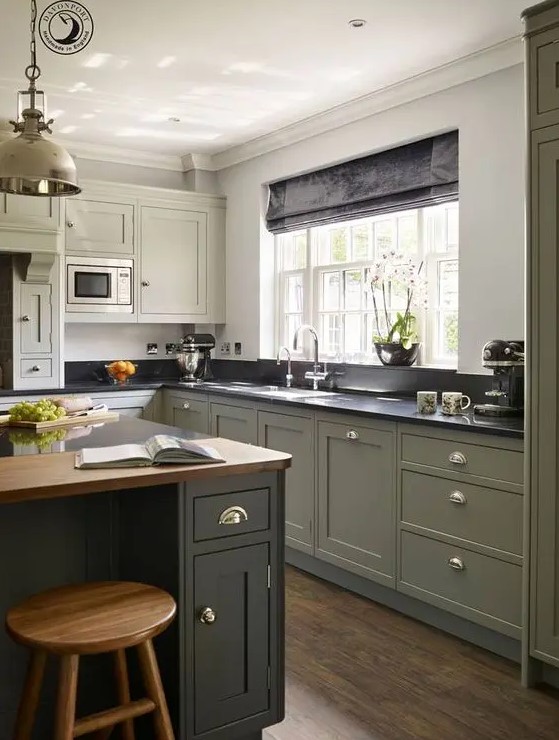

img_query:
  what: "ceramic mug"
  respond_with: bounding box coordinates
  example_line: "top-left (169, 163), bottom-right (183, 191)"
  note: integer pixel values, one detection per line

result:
top-left (417, 391), bottom-right (437, 414)
top-left (441, 391), bottom-right (471, 415)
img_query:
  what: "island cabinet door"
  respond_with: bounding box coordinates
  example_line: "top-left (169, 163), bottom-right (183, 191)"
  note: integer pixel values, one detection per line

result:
top-left (193, 544), bottom-right (270, 735)
top-left (317, 419), bottom-right (396, 587)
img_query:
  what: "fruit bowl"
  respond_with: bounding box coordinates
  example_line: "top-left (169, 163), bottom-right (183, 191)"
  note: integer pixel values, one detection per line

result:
top-left (105, 361), bottom-right (137, 384)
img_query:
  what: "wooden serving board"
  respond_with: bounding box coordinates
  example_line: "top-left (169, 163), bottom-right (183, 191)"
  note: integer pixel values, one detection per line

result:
top-left (0, 412), bottom-right (120, 430)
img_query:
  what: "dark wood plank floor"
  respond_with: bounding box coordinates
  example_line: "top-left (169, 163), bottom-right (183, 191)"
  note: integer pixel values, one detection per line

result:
top-left (265, 566), bottom-right (559, 740)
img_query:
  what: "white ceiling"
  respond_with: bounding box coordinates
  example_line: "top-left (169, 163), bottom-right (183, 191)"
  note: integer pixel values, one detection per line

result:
top-left (0, 0), bottom-right (527, 160)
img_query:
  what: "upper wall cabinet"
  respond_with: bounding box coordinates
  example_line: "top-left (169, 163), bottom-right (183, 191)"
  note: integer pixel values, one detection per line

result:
top-left (0, 194), bottom-right (62, 253)
top-left (139, 206), bottom-right (207, 318)
top-left (65, 198), bottom-right (134, 255)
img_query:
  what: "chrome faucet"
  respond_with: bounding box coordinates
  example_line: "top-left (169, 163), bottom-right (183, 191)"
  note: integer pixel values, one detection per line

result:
top-left (293, 324), bottom-right (330, 390)
top-left (276, 346), bottom-right (293, 388)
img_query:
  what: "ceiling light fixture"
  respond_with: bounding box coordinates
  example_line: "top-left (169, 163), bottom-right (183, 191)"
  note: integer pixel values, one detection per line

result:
top-left (0, 0), bottom-right (80, 196)
top-left (348, 18), bottom-right (367, 28)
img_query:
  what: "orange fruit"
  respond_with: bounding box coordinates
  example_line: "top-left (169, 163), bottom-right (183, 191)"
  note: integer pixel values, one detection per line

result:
top-left (125, 361), bottom-right (136, 376)
top-left (115, 360), bottom-right (127, 372)
top-left (115, 371), bottom-right (128, 382)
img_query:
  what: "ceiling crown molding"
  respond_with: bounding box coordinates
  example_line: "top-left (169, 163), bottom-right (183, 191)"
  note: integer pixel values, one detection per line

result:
top-left (69, 140), bottom-right (184, 171)
top-left (209, 36), bottom-right (523, 171)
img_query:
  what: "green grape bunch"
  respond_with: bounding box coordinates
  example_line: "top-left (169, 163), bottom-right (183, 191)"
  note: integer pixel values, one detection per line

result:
top-left (8, 399), bottom-right (67, 424)
top-left (8, 429), bottom-right (67, 449)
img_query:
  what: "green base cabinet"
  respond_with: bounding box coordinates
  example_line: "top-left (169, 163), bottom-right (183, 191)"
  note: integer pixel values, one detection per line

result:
top-left (316, 415), bottom-right (396, 587)
top-left (258, 410), bottom-right (314, 555)
top-left (165, 391), bottom-right (210, 434)
top-left (210, 401), bottom-right (258, 445)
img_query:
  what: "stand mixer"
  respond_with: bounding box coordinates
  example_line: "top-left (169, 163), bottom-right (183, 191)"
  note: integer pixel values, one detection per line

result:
top-left (473, 340), bottom-right (524, 417)
top-left (173, 334), bottom-right (215, 383)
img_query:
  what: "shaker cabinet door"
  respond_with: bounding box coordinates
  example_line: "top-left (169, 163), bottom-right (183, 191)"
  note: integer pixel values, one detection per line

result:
top-left (140, 206), bottom-right (207, 317)
top-left (193, 544), bottom-right (270, 735)
top-left (531, 127), bottom-right (559, 665)
top-left (19, 283), bottom-right (52, 355)
top-left (65, 199), bottom-right (134, 255)
top-left (210, 402), bottom-right (257, 445)
top-left (167, 393), bottom-right (209, 435)
top-left (317, 419), bottom-right (396, 586)
top-left (258, 410), bottom-right (314, 553)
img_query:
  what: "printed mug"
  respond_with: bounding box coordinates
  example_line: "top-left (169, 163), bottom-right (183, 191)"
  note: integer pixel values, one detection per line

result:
top-left (441, 391), bottom-right (471, 415)
top-left (417, 391), bottom-right (437, 414)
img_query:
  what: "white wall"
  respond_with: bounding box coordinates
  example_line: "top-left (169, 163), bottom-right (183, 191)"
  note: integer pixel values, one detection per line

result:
top-left (64, 323), bottom-right (187, 361)
top-left (216, 64), bottom-right (525, 374)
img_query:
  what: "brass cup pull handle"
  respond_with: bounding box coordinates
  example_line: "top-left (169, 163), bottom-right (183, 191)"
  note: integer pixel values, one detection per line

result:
top-left (21, 315), bottom-right (30, 322)
top-left (199, 607), bottom-right (216, 624)
top-left (218, 505), bottom-right (248, 525)
top-left (448, 490), bottom-right (467, 505)
top-left (182, 402), bottom-right (190, 410)
top-left (448, 557), bottom-right (465, 571)
top-left (346, 430), bottom-right (359, 440)
top-left (448, 451), bottom-right (467, 466)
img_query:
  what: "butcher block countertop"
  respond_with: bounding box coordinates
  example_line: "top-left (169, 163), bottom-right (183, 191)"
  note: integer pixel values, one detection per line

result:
top-left (0, 417), bottom-right (291, 505)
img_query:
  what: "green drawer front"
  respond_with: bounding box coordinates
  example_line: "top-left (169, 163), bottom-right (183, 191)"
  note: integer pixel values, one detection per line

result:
top-left (400, 531), bottom-right (522, 628)
top-left (194, 488), bottom-right (270, 541)
top-left (401, 433), bottom-right (523, 484)
top-left (401, 471), bottom-right (523, 555)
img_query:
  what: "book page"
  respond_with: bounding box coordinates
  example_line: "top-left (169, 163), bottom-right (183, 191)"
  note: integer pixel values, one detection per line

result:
top-left (79, 443), bottom-right (151, 466)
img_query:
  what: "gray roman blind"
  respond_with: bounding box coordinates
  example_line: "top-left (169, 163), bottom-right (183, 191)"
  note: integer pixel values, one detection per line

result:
top-left (266, 130), bottom-right (458, 234)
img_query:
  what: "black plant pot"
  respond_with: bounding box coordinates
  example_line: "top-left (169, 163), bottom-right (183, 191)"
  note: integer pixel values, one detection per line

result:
top-left (374, 342), bottom-right (420, 367)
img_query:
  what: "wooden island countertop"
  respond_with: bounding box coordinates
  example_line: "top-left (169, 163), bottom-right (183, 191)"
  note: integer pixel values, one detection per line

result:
top-left (0, 435), bottom-right (291, 505)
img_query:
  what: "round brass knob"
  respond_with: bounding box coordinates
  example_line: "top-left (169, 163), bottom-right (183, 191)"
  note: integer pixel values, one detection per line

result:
top-left (199, 607), bottom-right (216, 624)
top-left (183, 402), bottom-right (190, 410)
top-left (67, 221), bottom-right (75, 228)
top-left (21, 315), bottom-right (30, 322)
top-left (31, 365), bottom-right (40, 372)
top-left (142, 280), bottom-right (150, 287)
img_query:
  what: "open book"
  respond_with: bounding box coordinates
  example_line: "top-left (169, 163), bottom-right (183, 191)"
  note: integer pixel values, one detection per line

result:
top-left (75, 434), bottom-right (225, 469)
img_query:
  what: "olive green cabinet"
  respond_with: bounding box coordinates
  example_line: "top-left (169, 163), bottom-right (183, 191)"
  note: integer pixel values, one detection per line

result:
top-left (316, 415), bottom-right (397, 586)
top-left (210, 401), bottom-right (258, 445)
top-left (165, 391), bottom-right (209, 435)
top-left (258, 410), bottom-right (314, 554)
top-left (525, 1), bottom-right (559, 669)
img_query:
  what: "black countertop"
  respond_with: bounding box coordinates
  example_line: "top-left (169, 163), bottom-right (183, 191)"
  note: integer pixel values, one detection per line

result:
top-left (0, 380), bottom-right (524, 440)
top-left (0, 415), bottom-right (206, 458)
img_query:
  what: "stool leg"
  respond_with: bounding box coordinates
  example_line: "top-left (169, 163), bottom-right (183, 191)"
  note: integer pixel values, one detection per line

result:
top-left (136, 640), bottom-right (175, 740)
top-left (114, 649), bottom-right (135, 740)
top-left (54, 654), bottom-right (79, 740)
top-left (13, 650), bottom-right (47, 740)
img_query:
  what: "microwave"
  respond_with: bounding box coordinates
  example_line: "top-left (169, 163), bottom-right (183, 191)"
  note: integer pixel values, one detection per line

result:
top-left (66, 256), bottom-right (133, 313)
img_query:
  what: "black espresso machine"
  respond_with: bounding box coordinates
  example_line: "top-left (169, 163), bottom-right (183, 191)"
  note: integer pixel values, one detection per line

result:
top-left (473, 339), bottom-right (524, 417)
top-left (173, 333), bottom-right (215, 382)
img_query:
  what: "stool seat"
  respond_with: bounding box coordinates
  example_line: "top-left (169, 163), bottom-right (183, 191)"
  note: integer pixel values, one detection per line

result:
top-left (6, 581), bottom-right (176, 655)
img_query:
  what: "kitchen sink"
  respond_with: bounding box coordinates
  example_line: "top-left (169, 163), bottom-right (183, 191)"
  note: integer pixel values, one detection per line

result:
top-left (201, 382), bottom-right (336, 399)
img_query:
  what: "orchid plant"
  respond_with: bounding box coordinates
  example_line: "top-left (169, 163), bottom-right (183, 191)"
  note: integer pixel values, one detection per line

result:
top-left (370, 251), bottom-right (427, 349)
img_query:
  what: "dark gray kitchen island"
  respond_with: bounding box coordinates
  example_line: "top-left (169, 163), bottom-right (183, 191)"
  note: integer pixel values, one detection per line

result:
top-left (0, 416), bottom-right (290, 740)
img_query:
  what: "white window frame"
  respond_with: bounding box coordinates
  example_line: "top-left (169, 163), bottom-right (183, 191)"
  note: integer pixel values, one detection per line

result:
top-left (274, 203), bottom-right (458, 367)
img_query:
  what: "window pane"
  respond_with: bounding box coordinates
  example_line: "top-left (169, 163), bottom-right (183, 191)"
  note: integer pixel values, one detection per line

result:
top-left (374, 220), bottom-right (394, 254)
top-left (343, 270), bottom-right (362, 310)
top-left (365, 314), bottom-right (377, 355)
top-left (397, 214), bottom-right (418, 255)
top-left (446, 206), bottom-right (459, 249)
top-left (389, 280), bottom-right (408, 311)
top-left (322, 272), bottom-right (340, 310)
top-left (286, 314), bottom-right (302, 346)
top-left (438, 260), bottom-right (458, 310)
top-left (344, 313), bottom-right (362, 355)
top-left (320, 313), bottom-right (341, 355)
top-left (317, 230), bottom-right (330, 265)
top-left (330, 228), bottom-right (348, 263)
top-left (285, 275), bottom-right (303, 312)
top-left (294, 234), bottom-right (307, 268)
top-left (439, 311), bottom-right (458, 358)
top-left (351, 224), bottom-right (370, 261)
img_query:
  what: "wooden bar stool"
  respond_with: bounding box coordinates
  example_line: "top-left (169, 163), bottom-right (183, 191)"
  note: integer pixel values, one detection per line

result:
top-left (6, 581), bottom-right (176, 740)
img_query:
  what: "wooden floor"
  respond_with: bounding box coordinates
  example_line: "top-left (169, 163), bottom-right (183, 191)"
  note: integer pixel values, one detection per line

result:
top-left (265, 566), bottom-right (559, 740)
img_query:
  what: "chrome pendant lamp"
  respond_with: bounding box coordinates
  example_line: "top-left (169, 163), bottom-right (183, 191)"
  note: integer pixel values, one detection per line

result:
top-left (0, 0), bottom-right (80, 196)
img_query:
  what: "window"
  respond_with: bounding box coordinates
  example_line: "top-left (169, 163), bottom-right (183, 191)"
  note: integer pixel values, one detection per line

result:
top-left (275, 202), bottom-right (459, 366)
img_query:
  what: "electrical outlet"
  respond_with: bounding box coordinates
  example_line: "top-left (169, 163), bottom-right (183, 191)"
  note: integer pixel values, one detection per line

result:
top-left (220, 342), bottom-right (231, 356)
top-left (146, 343), bottom-right (158, 355)
top-left (166, 343), bottom-right (175, 355)
top-left (234, 342), bottom-right (242, 356)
